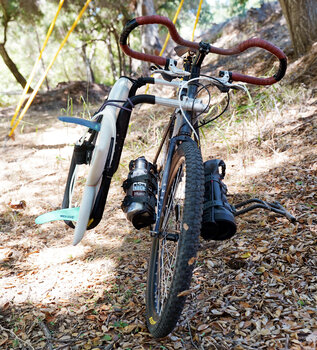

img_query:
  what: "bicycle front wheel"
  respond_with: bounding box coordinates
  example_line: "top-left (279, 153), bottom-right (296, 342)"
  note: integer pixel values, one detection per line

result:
top-left (146, 140), bottom-right (204, 338)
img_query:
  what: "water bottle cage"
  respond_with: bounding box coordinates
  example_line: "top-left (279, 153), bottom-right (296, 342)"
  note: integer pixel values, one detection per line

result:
top-left (203, 199), bottom-right (225, 210)
top-left (203, 175), bottom-right (231, 211)
top-left (204, 174), bottom-right (225, 182)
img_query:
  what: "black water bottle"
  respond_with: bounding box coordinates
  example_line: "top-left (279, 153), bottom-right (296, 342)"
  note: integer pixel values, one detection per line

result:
top-left (121, 157), bottom-right (157, 229)
top-left (201, 159), bottom-right (236, 240)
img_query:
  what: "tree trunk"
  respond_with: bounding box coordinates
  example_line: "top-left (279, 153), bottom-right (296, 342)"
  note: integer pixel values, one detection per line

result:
top-left (122, 50), bottom-right (127, 76)
top-left (136, 0), bottom-right (161, 55)
top-left (0, 43), bottom-right (33, 92)
top-left (279, 0), bottom-right (317, 57)
top-left (105, 31), bottom-right (117, 82)
top-left (81, 44), bottom-right (95, 84)
top-left (111, 27), bottom-right (123, 76)
top-left (61, 51), bottom-right (71, 82)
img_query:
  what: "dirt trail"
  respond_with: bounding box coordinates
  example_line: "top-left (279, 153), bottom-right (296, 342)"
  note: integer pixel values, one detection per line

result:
top-left (1, 3), bottom-right (317, 350)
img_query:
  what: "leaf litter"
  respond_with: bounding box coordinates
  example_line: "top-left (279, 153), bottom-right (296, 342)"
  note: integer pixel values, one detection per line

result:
top-left (1, 4), bottom-right (317, 350)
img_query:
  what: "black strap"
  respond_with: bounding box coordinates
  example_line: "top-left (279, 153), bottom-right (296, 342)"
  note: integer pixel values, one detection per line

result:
top-left (122, 174), bottom-right (157, 192)
top-left (205, 174), bottom-right (222, 183)
top-left (203, 200), bottom-right (224, 210)
top-left (74, 141), bottom-right (94, 165)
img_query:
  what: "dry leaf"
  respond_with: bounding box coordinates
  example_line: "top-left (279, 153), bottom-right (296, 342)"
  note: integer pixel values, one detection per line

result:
top-left (188, 257), bottom-right (197, 265)
top-left (177, 289), bottom-right (192, 297)
top-left (206, 260), bottom-right (214, 269)
top-left (0, 333), bottom-right (8, 346)
top-left (257, 247), bottom-right (269, 253)
top-left (121, 324), bottom-right (139, 334)
top-left (197, 324), bottom-right (209, 331)
top-left (174, 341), bottom-right (183, 349)
top-left (255, 266), bottom-right (266, 274)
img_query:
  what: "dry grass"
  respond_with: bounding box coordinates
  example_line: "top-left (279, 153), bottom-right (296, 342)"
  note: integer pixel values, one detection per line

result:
top-left (0, 77), bottom-right (316, 349)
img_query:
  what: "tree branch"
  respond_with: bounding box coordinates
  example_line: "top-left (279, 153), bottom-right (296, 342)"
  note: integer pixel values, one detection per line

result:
top-left (0, 324), bottom-right (35, 350)
top-left (0, 0), bottom-right (10, 44)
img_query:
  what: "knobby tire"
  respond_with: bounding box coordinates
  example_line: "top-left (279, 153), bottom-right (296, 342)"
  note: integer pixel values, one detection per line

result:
top-left (146, 140), bottom-right (204, 338)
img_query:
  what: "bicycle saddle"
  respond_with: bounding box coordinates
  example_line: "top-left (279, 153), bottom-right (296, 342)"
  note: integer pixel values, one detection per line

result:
top-left (174, 45), bottom-right (192, 57)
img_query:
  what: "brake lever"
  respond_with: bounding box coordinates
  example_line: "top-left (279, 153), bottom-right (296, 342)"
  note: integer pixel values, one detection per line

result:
top-left (216, 71), bottom-right (247, 92)
top-left (210, 78), bottom-right (247, 93)
top-left (152, 59), bottom-right (191, 79)
top-left (229, 84), bottom-right (247, 92)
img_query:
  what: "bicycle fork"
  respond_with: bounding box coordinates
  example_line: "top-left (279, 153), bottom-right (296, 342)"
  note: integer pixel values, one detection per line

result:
top-left (151, 137), bottom-right (177, 237)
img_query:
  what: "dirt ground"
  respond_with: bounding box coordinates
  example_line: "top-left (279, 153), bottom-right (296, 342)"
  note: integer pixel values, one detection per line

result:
top-left (0, 77), bottom-right (316, 350)
top-left (1, 3), bottom-right (317, 350)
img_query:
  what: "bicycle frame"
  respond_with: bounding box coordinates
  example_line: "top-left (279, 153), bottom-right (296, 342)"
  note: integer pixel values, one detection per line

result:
top-left (152, 48), bottom-right (207, 236)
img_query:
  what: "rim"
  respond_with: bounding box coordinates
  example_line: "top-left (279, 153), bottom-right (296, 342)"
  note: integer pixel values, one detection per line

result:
top-left (154, 159), bottom-right (186, 315)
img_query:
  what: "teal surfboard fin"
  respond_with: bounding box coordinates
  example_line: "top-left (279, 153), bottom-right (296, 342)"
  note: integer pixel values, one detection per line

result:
top-left (35, 207), bottom-right (80, 224)
top-left (58, 116), bottom-right (101, 131)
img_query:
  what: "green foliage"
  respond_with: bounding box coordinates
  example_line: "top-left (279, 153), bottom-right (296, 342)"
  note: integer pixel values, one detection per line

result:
top-left (102, 334), bottom-right (112, 341)
top-left (0, 0), bottom-right (42, 26)
top-left (157, 0), bottom-right (213, 32)
top-left (0, 0), bottom-right (42, 46)
top-left (0, 0), bottom-right (274, 101)
top-left (229, 0), bottom-right (248, 16)
top-left (112, 320), bottom-right (128, 328)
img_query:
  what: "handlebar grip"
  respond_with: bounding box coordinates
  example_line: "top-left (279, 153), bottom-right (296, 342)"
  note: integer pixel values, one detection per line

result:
top-left (210, 38), bottom-right (287, 85)
top-left (120, 15), bottom-right (199, 67)
top-left (120, 19), bottom-right (139, 47)
top-left (120, 18), bottom-right (166, 67)
top-left (120, 16), bottom-right (287, 86)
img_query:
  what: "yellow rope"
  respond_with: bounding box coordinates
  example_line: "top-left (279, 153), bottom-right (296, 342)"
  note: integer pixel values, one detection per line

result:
top-left (159, 0), bottom-right (185, 56)
top-left (10, 0), bottom-right (65, 128)
top-left (8, 0), bottom-right (92, 138)
top-left (191, 0), bottom-right (203, 41)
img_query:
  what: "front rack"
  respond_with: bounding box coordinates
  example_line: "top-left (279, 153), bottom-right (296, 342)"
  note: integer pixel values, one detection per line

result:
top-left (232, 198), bottom-right (296, 223)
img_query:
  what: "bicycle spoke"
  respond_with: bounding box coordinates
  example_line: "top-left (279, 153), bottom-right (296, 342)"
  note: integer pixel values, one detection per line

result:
top-left (156, 164), bottom-right (186, 314)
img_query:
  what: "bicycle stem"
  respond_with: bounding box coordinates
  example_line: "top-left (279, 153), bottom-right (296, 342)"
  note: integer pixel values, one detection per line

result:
top-left (177, 42), bottom-right (209, 138)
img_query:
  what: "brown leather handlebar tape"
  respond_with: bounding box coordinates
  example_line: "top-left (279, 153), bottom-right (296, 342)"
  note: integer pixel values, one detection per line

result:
top-left (230, 73), bottom-right (277, 86)
top-left (120, 15), bottom-right (287, 85)
top-left (136, 16), bottom-right (200, 51)
top-left (209, 38), bottom-right (286, 59)
top-left (209, 38), bottom-right (287, 85)
top-left (120, 44), bottom-right (168, 66)
top-left (120, 15), bottom-right (199, 66)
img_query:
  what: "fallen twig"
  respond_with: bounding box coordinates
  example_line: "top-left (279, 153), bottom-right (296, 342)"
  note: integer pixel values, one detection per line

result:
top-left (53, 332), bottom-right (85, 348)
top-left (103, 335), bottom-right (120, 350)
top-left (187, 320), bottom-right (200, 350)
top-left (38, 320), bottom-right (53, 350)
top-left (0, 324), bottom-right (35, 350)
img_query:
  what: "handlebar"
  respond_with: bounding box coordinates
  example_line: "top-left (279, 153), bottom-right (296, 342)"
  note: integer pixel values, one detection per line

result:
top-left (119, 15), bottom-right (287, 86)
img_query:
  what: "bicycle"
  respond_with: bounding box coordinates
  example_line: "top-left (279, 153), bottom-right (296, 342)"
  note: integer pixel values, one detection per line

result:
top-left (36, 15), bottom-right (296, 338)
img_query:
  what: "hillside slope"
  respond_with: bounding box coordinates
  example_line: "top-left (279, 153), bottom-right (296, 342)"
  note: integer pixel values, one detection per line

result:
top-left (0, 2), bottom-right (316, 349)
